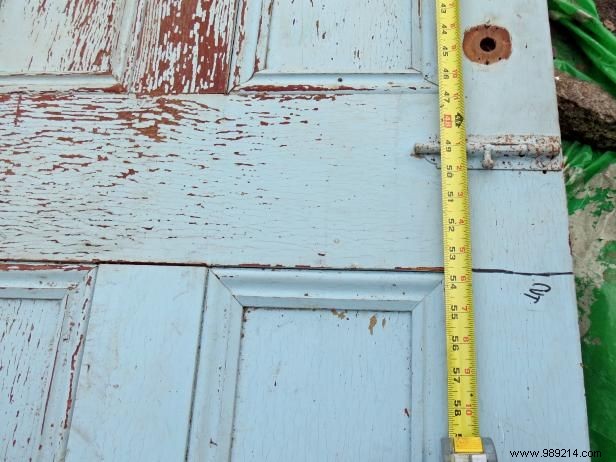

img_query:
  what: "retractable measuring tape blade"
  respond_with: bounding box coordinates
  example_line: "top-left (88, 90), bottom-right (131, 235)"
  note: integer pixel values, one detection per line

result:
top-left (435, 1), bottom-right (497, 460)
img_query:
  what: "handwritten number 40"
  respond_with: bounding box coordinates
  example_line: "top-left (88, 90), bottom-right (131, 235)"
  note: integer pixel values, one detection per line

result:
top-left (524, 283), bottom-right (552, 304)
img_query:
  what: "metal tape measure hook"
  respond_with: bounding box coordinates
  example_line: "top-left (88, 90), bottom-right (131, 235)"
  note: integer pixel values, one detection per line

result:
top-left (442, 438), bottom-right (498, 462)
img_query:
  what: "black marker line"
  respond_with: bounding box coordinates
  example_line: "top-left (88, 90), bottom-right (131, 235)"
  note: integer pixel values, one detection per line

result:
top-left (473, 268), bottom-right (573, 277)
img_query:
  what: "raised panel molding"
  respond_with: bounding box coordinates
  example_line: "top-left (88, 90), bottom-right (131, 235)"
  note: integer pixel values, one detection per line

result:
top-left (0, 263), bottom-right (96, 461)
top-left (188, 269), bottom-right (444, 461)
top-left (229, 0), bottom-right (437, 92)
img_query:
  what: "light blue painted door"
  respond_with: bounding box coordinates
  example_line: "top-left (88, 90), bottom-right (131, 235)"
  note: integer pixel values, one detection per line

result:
top-left (0, 0), bottom-right (589, 461)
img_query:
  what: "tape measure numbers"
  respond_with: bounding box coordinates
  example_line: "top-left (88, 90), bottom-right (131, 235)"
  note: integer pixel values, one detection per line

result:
top-left (435, 0), bottom-right (481, 445)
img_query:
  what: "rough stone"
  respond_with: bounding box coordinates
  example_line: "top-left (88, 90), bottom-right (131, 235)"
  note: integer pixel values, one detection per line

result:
top-left (555, 71), bottom-right (616, 150)
top-left (596, 0), bottom-right (616, 33)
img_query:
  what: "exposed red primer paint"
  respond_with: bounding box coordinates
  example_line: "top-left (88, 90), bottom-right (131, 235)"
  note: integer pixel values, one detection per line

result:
top-left (249, 93), bottom-right (337, 102)
top-left (116, 168), bottom-right (138, 178)
top-left (64, 334), bottom-right (84, 429)
top-left (463, 24), bottom-right (512, 65)
top-left (58, 153), bottom-right (87, 159)
top-left (115, 97), bottom-right (187, 141)
top-left (13, 94), bottom-right (23, 126)
top-left (241, 84), bottom-right (364, 92)
top-left (70, 335), bottom-right (83, 372)
top-left (0, 257), bottom-right (445, 273)
top-left (254, 13), bottom-right (266, 73)
top-left (37, 0), bottom-right (49, 14)
top-left (0, 263), bottom-right (93, 272)
top-left (100, 83), bottom-right (127, 93)
top-left (92, 49), bottom-right (107, 67)
top-left (30, 92), bottom-right (71, 103)
top-left (10, 0), bottom-right (117, 77)
top-left (238, 263), bottom-right (286, 269)
top-left (130, 0), bottom-right (234, 94)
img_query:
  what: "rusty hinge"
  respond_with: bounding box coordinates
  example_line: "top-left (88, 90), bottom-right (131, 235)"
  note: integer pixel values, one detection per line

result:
top-left (412, 135), bottom-right (562, 170)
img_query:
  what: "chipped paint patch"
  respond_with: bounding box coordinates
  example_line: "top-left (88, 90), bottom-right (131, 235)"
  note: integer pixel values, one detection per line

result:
top-left (0, 0), bottom-right (117, 74)
top-left (463, 24), bottom-right (512, 65)
top-left (368, 314), bottom-right (377, 335)
top-left (331, 309), bottom-right (347, 320)
top-left (127, 0), bottom-right (235, 94)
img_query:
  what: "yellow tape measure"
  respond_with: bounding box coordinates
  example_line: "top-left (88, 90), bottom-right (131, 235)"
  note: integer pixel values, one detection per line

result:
top-left (435, 0), bottom-right (482, 447)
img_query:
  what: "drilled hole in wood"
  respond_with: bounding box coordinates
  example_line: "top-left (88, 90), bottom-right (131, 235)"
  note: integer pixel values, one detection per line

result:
top-left (480, 37), bottom-right (497, 52)
top-left (463, 25), bottom-right (512, 65)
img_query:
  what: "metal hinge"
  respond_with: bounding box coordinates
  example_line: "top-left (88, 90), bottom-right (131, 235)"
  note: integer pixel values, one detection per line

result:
top-left (412, 135), bottom-right (562, 170)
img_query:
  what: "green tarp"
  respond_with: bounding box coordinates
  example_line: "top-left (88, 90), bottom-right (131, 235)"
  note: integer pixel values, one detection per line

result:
top-left (549, 1), bottom-right (616, 459)
top-left (550, 0), bottom-right (616, 96)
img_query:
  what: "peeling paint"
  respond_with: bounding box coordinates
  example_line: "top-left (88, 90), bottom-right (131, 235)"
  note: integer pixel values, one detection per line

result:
top-left (331, 309), bottom-right (347, 320)
top-left (0, 0), bottom-right (117, 75)
top-left (463, 24), bottom-right (512, 65)
top-left (368, 315), bottom-right (377, 335)
top-left (0, 263), bottom-right (94, 272)
top-left (127, 0), bottom-right (235, 94)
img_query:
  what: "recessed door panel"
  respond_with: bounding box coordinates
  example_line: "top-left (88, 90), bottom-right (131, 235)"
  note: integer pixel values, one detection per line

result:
top-left (189, 269), bottom-right (444, 461)
top-left (230, 0), bottom-right (434, 91)
top-left (265, 0), bottom-right (414, 73)
top-left (0, 265), bottom-right (95, 461)
top-left (0, 0), bottom-right (124, 75)
top-left (232, 308), bottom-right (413, 461)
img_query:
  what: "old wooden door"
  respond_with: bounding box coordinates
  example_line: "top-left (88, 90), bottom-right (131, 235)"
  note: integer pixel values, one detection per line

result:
top-left (0, 0), bottom-right (589, 461)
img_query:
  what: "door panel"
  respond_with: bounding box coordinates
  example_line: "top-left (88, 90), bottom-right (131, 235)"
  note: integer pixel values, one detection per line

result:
top-left (65, 265), bottom-right (206, 462)
top-left (230, 0), bottom-right (434, 91)
top-left (0, 0), bottom-right (125, 75)
top-left (232, 308), bottom-right (414, 461)
top-left (0, 264), bottom-right (95, 462)
top-left (265, 0), bottom-right (414, 73)
top-left (0, 0), bottom-right (136, 91)
top-left (0, 0), bottom-right (235, 93)
top-left (189, 269), bottom-right (443, 461)
top-left (231, 308), bottom-right (417, 461)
